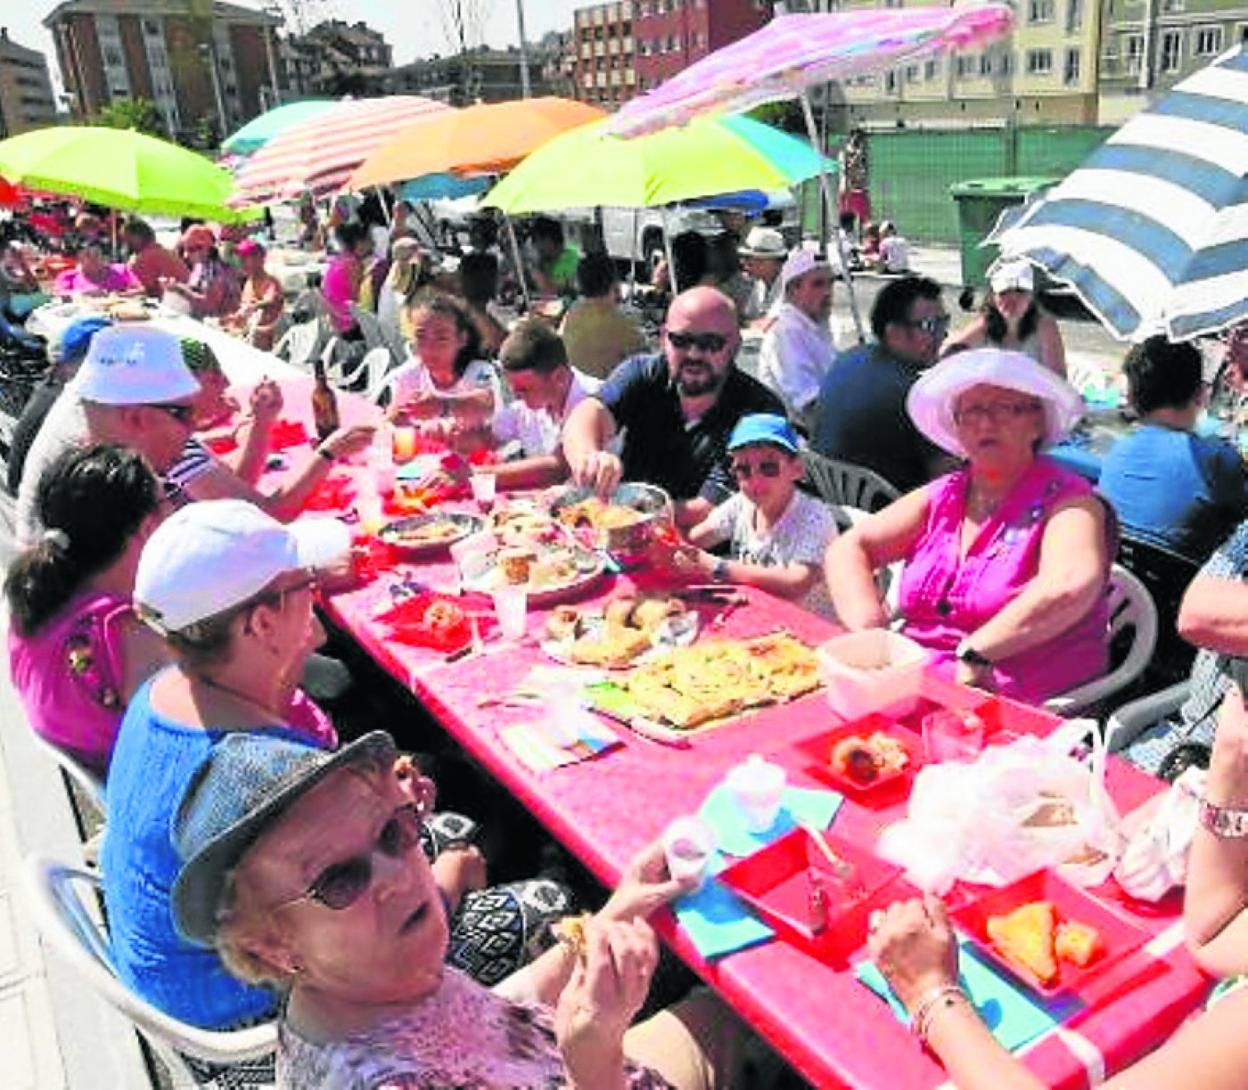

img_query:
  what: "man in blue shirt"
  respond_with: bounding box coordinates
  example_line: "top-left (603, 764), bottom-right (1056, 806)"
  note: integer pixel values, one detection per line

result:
top-left (812, 275), bottom-right (950, 493)
top-left (1100, 335), bottom-right (1248, 563)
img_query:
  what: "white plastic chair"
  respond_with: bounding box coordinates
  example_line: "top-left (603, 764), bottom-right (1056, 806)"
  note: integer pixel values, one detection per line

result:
top-left (20, 855), bottom-right (276, 1087)
top-left (273, 317), bottom-right (323, 372)
top-left (338, 346), bottom-right (393, 399)
top-left (801, 450), bottom-right (901, 513)
top-left (1104, 680), bottom-right (1191, 753)
top-left (27, 732), bottom-right (106, 813)
top-left (1044, 565), bottom-right (1158, 716)
top-left (350, 304), bottom-right (392, 359)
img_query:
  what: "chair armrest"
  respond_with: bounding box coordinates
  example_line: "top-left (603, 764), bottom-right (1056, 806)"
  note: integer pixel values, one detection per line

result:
top-left (1104, 680), bottom-right (1192, 752)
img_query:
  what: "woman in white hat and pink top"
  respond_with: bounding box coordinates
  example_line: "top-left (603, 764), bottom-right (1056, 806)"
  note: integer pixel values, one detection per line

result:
top-left (942, 258), bottom-right (1067, 378)
top-left (825, 347), bottom-right (1112, 703)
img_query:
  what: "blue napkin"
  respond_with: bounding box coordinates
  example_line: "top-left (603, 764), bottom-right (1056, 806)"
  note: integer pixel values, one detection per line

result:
top-left (699, 783), bottom-right (844, 859)
top-left (673, 849), bottom-right (775, 960)
top-left (856, 938), bottom-right (1082, 1052)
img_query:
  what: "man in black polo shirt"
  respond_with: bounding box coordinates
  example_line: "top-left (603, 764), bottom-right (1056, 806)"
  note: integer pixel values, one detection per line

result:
top-left (563, 285), bottom-right (785, 527)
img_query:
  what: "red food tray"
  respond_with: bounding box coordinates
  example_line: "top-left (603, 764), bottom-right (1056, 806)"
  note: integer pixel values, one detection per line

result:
top-left (374, 593), bottom-right (495, 653)
top-left (302, 474), bottom-right (356, 512)
top-left (719, 828), bottom-right (903, 965)
top-left (951, 870), bottom-right (1151, 999)
top-left (793, 715), bottom-right (923, 798)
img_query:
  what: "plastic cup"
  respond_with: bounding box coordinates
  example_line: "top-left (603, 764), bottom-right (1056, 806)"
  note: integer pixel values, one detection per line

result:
top-left (470, 471), bottom-right (497, 512)
top-left (391, 425), bottom-right (418, 464)
top-left (491, 586), bottom-right (528, 642)
top-left (724, 754), bottom-right (786, 834)
top-left (921, 707), bottom-right (987, 764)
top-left (662, 816), bottom-right (716, 891)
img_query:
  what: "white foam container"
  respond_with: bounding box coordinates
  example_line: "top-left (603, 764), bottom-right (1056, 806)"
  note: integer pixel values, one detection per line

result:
top-left (816, 628), bottom-right (928, 719)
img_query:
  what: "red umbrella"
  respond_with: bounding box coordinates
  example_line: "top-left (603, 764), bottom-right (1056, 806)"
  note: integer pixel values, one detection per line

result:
top-left (0, 176), bottom-right (20, 207)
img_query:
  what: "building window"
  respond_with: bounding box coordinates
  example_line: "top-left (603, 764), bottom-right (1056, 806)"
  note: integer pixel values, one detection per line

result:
top-left (979, 52), bottom-right (992, 75)
top-left (1066, 0), bottom-right (1083, 32)
top-left (1239, 23), bottom-right (1248, 45)
top-left (1000, 52), bottom-right (1014, 74)
top-left (1063, 47), bottom-right (1081, 84)
top-left (1160, 29), bottom-right (1182, 71)
top-left (884, 69), bottom-right (897, 92)
top-left (1028, 0), bottom-right (1055, 23)
top-left (102, 46), bottom-right (124, 67)
top-left (1124, 33), bottom-right (1144, 72)
top-left (1160, 0), bottom-right (1183, 11)
top-left (1194, 26), bottom-right (1224, 55)
top-left (956, 54), bottom-right (973, 78)
top-left (924, 59), bottom-right (938, 79)
top-left (905, 64), bottom-right (919, 82)
top-left (1026, 48), bottom-right (1053, 74)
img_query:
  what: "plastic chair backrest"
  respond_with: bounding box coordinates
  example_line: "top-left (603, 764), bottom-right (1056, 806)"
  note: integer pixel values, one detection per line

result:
top-left (27, 732), bottom-right (105, 812)
top-left (274, 318), bottom-right (322, 371)
top-left (20, 855), bottom-right (277, 1066)
top-left (1045, 564), bottom-right (1158, 715)
top-left (801, 450), bottom-right (900, 512)
top-left (1115, 534), bottom-right (1200, 685)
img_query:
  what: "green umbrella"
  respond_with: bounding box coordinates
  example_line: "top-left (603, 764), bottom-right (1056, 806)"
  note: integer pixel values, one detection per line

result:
top-left (0, 126), bottom-right (259, 222)
top-left (483, 114), bottom-right (832, 214)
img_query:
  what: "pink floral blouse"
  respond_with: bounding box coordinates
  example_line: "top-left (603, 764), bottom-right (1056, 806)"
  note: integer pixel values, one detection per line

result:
top-left (278, 967), bottom-right (672, 1090)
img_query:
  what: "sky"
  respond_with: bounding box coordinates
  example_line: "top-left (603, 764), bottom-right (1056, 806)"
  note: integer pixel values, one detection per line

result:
top-left (5, 0), bottom-right (584, 92)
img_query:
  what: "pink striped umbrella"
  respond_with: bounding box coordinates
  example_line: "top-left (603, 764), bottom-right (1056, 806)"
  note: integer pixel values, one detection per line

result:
top-left (230, 96), bottom-right (453, 205)
top-left (609, 6), bottom-right (1014, 137)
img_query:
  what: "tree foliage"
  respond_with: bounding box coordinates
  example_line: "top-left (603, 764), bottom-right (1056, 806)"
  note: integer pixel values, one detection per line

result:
top-left (92, 97), bottom-right (166, 137)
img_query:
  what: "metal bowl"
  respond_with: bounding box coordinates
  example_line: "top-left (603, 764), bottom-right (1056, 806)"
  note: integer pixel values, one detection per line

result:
top-left (549, 481), bottom-right (674, 559)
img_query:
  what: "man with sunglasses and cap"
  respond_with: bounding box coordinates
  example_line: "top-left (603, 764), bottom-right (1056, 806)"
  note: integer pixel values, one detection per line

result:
top-left (758, 249), bottom-right (842, 428)
top-left (813, 274), bottom-right (953, 493)
top-left (563, 285), bottom-right (784, 528)
top-left (15, 324), bottom-right (201, 546)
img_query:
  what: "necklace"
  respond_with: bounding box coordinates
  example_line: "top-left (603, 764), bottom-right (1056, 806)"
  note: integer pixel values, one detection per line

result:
top-left (966, 483), bottom-right (1003, 522)
top-left (192, 671), bottom-right (284, 722)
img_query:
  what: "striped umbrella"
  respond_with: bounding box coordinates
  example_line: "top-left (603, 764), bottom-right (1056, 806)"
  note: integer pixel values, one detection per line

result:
top-left (995, 46), bottom-right (1248, 342)
top-left (609, 7), bottom-right (1014, 137)
top-left (230, 96), bottom-right (453, 206)
top-left (221, 99), bottom-right (335, 156)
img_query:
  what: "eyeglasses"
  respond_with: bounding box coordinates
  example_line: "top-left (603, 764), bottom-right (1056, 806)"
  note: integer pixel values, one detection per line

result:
top-left (952, 401), bottom-right (1042, 426)
top-left (667, 330), bottom-right (728, 354)
top-left (731, 459), bottom-right (784, 480)
top-left (252, 571), bottom-right (319, 613)
top-left (275, 802), bottom-right (426, 912)
top-left (903, 315), bottom-right (951, 336)
top-left (147, 402), bottom-right (196, 425)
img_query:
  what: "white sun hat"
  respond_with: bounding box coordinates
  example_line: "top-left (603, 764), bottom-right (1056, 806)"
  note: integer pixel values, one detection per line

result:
top-left (74, 325), bottom-right (201, 406)
top-left (135, 499), bottom-right (350, 634)
top-left (779, 248), bottom-right (830, 294)
top-left (905, 347), bottom-right (1084, 458)
top-left (989, 257), bottom-right (1036, 295)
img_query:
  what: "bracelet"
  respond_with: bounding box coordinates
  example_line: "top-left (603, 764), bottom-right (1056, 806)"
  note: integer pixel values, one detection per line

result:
top-left (910, 984), bottom-right (968, 1044)
top-left (316, 446), bottom-right (335, 463)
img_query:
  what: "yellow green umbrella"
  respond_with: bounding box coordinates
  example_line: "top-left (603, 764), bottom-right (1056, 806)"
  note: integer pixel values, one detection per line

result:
top-left (0, 126), bottom-right (260, 222)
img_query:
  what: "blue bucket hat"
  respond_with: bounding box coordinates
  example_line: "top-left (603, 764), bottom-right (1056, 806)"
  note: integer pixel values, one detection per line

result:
top-left (171, 730), bottom-right (397, 947)
top-left (727, 413), bottom-right (801, 456)
top-left (58, 315), bottom-right (111, 364)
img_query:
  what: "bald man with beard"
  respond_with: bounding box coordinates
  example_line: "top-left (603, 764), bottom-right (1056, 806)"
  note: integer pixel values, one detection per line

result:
top-left (562, 286), bottom-right (785, 528)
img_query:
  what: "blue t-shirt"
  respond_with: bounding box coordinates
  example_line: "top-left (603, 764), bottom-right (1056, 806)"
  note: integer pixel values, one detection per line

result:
top-left (101, 676), bottom-right (333, 1030)
top-left (812, 344), bottom-right (941, 494)
top-left (1099, 423), bottom-right (1248, 562)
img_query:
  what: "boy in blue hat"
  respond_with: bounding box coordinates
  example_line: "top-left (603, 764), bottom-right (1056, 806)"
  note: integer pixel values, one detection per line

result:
top-left (654, 412), bottom-right (838, 616)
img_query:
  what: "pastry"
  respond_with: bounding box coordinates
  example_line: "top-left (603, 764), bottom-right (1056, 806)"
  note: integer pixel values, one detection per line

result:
top-left (631, 596), bottom-right (685, 634)
top-left (829, 732), bottom-right (909, 785)
top-left (545, 606), bottom-right (583, 643)
top-left (1055, 921), bottom-right (1104, 968)
top-left (570, 628), bottom-right (652, 668)
top-left (497, 547), bottom-right (535, 585)
top-left (421, 600), bottom-right (465, 633)
top-left (987, 901), bottom-right (1059, 985)
top-left (604, 595), bottom-right (638, 630)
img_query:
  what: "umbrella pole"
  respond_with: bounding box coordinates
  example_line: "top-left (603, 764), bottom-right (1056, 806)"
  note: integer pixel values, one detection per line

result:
top-left (661, 207), bottom-right (676, 292)
top-left (502, 211), bottom-right (531, 312)
top-left (800, 91), bottom-right (864, 344)
top-left (376, 186), bottom-right (391, 226)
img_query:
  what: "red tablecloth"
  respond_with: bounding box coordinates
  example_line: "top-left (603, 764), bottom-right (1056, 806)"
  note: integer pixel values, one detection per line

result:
top-left (248, 380), bottom-right (1212, 1090)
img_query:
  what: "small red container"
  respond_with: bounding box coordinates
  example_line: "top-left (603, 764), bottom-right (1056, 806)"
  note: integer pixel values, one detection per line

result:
top-left (952, 870), bottom-right (1150, 998)
top-left (719, 828), bottom-right (903, 964)
top-left (793, 715), bottom-right (924, 798)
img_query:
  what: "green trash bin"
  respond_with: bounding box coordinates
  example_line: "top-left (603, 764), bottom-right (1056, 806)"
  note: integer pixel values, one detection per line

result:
top-left (949, 176), bottom-right (1058, 290)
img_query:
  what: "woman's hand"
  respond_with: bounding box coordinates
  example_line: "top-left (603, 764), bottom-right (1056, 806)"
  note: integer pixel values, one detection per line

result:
top-left (555, 918), bottom-right (657, 1090)
top-left (954, 658), bottom-right (996, 692)
top-left (318, 424), bottom-right (376, 462)
top-left (599, 837), bottom-right (697, 924)
top-left (394, 754), bottom-right (436, 813)
top-left (868, 895), bottom-right (960, 1014)
top-left (249, 378), bottom-right (284, 426)
top-left (430, 845), bottom-right (487, 909)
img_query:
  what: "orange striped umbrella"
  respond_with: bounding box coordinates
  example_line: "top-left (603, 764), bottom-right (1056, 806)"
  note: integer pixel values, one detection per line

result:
top-left (230, 96), bottom-right (453, 205)
top-left (347, 97), bottom-right (605, 192)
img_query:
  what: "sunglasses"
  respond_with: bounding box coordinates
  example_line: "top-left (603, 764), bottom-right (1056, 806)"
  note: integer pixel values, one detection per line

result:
top-left (903, 316), bottom-right (951, 336)
top-left (731, 459), bottom-right (784, 480)
top-left (667, 330), bottom-right (728, 354)
top-left (276, 802), bottom-right (426, 912)
top-left (147, 402), bottom-right (196, 425)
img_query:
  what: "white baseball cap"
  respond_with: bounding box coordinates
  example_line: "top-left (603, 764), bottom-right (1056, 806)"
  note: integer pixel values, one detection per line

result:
top-left (990, 258), bottom-right (1036, 295)
top-left (906, 347), bottom-right (1084, 458)
top-left (74, 325), bottom-right (201, 406)
top-left (135, 500), bottom-right (351, 634)
top-left (779, 248), bottom-right (830, 294)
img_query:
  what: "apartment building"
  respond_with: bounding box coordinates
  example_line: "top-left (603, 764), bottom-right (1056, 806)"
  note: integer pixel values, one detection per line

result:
top-left (573, 2), bottom-right (639, 108)
top-left (384, 46), bottom-right (560, 105)
top-left (0, 28), bottom-right (58, 138)
top-left (43, 0), bottom-right (281, 142)
top-left (634, 0), bottom-right (773, 91)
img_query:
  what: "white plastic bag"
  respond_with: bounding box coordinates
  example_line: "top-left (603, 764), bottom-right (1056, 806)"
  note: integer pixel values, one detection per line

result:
top-left (1113, 767), bottom-right (1204, 902)
top-left (878, 719), bottom-right (1122, 893)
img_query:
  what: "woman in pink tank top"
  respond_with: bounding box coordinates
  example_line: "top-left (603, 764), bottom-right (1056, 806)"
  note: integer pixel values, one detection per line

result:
top-left (6, 444), bottom-right (169, 778)
top-left (826, 348), bottom-right (1113, 703)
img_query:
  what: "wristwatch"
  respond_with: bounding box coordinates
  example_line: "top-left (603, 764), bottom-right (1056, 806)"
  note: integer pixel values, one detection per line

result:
top-left (1198, 799), bottom-right (1248, 838)
top-left (711, 557), bottom-right (730, 584)
top-left (955, 639), bottom-right (992, 669)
